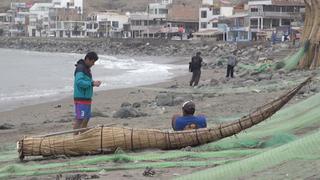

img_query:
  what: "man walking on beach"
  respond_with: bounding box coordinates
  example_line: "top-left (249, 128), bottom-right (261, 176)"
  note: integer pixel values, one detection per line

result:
top-left (189, 52), bottom-right (203, 87)
top-left (226, 50), bottom-right (237, 78)
top-left (73, 51), bottom-right (101, 134)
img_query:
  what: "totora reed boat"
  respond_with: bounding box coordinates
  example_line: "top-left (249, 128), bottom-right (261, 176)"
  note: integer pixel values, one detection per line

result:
top-left (17, 77), bottom-right (312, 160)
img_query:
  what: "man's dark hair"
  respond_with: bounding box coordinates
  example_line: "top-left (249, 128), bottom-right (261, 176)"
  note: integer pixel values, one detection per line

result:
top-left (196, 52), bottom-right (201, 56)
top-left (85, 51), bottom-right (99, 61)
top-left (182, 101), bottom-right (195, 115)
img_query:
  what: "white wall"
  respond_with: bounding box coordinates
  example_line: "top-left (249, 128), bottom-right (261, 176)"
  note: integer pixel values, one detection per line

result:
top-left (52, 0), bottom-right (83, 13)
top-left (96, 12), bottom-right (129, 30)
top-left (202, 0), bottom-right (213, 5)
top-left (220, 7), bottom-right (233, 17)
top-left (199, 7), bottom-right (220, 31)
top-left (248, 0), bottom-right (272, 5)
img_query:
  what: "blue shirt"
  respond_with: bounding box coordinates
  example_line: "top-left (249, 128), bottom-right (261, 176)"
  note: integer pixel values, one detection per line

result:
top-left (173, 115), bottom-right (207, 131)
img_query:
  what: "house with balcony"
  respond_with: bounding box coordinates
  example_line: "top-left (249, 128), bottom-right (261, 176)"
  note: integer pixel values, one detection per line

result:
top-left (196, 0), bottom-right (234, 40)
top-left (27, 3), bottom-right (52, 37)
top-left (148, 2), bottom-right (169, 19)
top-left (248, 0), bottom-right (305, 40)
top-left (48, 7), bottom-right (82, 37)
top-left (8, 2), bottom-right (32, 36)
top-left (129, 12), bottom-right (167, 38)
top-left (0, 13), bottom-right (10, 36)
top-left (166, 3), bottom-right (200, 35)
top-left (219, 13), bottom-right (251, 42)
top-left (86, 11), bottom-right (129, 38)
top-left (52, 0), bottom-right (83, 14)
top-left (53, 20), bottom-right (86, 37)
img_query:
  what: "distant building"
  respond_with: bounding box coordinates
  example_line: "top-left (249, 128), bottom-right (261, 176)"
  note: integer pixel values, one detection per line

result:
top-left (28, 3), bottom-right (52, 37)
top-left (248, 0), bottom-right (305, 40)
top-left (196, 0), bottom-right (234, 40)
top-left (129, 12), bottom-right (167, 38)
top-left (86, 11), bottom-right (129, 38)
top-left (8, 2), bottom-right (32, 37)
top-left (220, 13), bottom-right (251, 42)
top-left (148, 3), bottom-right (169, 19)
top-left (167, 3), bottom-right (200, 35)
top-left (49, 9), bottom-right (83, 38)
top-left (0, 13), bottom-right (10, 36)
top-left (52, 0), bottom-right (83, 14)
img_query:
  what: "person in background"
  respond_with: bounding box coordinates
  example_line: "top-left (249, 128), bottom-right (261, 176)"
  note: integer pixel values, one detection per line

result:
top-left (226, 50), bottom-right (237, 78)
top-left (171, 101), bottom-right (207, 131)
top-left (73, 51), bottom-right (101, 134)
top-left (189, 52), bottom-right (203, 87)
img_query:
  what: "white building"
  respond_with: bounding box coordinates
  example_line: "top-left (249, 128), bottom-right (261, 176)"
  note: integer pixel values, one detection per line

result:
top-left (52, 0), bottom-right (83, 14)
top-left (148, 3), bottom-right (169, 19)
top-left (199, 0), bottom-right (233, 32)
top-left (0, 13), bottom-right (10, 36)
top-left (86, 12), bottom-right (129, 38)
top-left (28, 3), bottom-right (53, 37)
top-left (248, 0), bottom-right (305, 31)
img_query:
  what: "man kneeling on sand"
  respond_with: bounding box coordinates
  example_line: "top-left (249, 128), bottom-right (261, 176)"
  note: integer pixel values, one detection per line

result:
top-left (171, 101), bottom-right (207, 131)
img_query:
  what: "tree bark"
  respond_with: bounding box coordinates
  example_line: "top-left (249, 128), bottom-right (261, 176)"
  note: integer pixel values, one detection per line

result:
top-left (299, 0), bottom-right (320, 69)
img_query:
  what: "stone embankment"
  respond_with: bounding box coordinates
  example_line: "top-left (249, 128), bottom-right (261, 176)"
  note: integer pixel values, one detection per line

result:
top-left (0, 37), bottom-right (294, 67)
top-left (0, 37), bottom-right (250, 57)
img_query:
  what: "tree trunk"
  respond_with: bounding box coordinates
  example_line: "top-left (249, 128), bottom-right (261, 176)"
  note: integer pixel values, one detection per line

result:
top-left (299, 0), bottom-right (320, 69)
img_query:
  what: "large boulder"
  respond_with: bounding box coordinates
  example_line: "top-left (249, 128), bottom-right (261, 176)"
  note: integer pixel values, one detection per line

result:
top-left (0, 123), bottom-right (14, 130)
top-left (155, 93), bottom-right (174, 106)
top-left (113, 107), bottom-right (147, 119)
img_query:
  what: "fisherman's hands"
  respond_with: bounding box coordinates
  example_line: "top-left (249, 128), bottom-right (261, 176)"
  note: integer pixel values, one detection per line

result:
top-left (93, 81), bottom-right (102, 87)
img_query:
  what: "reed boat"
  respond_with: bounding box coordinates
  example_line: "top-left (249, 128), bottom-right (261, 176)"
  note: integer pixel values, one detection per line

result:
top-left (17, 77), bottom-right (312, 160)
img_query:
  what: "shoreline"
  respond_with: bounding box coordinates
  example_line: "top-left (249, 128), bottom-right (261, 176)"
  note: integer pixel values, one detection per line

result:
top-left (0, 48), bottom-right (189, 113)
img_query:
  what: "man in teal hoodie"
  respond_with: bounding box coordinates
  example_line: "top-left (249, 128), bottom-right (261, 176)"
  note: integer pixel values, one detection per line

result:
top-left (73, 52), bottom-right (101, 133)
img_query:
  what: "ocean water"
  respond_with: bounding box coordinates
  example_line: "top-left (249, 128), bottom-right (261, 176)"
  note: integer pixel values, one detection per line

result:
top-left (0, 48), bottom-right (185, 112)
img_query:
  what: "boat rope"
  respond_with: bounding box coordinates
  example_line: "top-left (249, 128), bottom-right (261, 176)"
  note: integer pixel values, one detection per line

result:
top-left (100, 125), bottom-right (104, 153)
top-left (130, 128), bottom-right (134, 151)
top-left (219, 124), bottom-right (223, 137)
top-left (195, 129), bottom-right (200, 145)
top-left (238, 119), bottom-right (244, 130)
top-left (166, 131), bottom-right (172, 149)
top-left (39, 138), bottom-right (44, 156)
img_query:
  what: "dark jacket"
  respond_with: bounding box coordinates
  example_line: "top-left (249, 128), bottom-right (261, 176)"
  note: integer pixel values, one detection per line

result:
top-left (189, 56), bottom-right (203, 72)
top-left (73, 59), bottom-right (93, 101)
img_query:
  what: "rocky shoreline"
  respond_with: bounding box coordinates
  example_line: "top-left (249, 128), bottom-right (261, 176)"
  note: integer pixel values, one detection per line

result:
top-left (0, 37), bottom-right (293, 67)
top-left (0, 37), bottom-right (233, 56)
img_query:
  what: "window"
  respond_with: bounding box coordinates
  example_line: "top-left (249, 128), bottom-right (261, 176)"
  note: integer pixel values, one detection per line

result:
top-left (250, 19), bottom-right (258, 28)
top-left (282, 19), bottom-right (292, 26)
top-left (112, 21), bottom-right (119, 28)
top-left (212, 9), bottom-right (220, 15)
top-left (159, 9), bottom-right (168, 14)
top-left (201, 11), bottom-right (207, 18)
top-left (272, 19), bottom-right (280, 27)
top-left (201, 22), bottom-right (207, 29)
top-left (286, 6), bottom-right (294, 12)
top-left (251, 8), bottom-right (258, 12)
top-left (94, 23), bottom-right (98, 29)
top-left (212, 23), bottom-right (217, 28)
top-left (239, 31), bottom-right (248, 40)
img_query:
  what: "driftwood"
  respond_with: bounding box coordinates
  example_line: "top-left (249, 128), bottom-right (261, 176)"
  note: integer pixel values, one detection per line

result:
top-left (17, 77), bottom-right (312, 160)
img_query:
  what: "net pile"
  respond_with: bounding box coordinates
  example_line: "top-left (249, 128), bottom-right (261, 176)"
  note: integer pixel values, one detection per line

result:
top-left (17, 77), bottom-right (312, 160)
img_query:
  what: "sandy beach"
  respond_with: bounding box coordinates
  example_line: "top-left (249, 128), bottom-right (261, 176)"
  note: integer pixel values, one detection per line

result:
top-left (1, 44), bottom-right (320, 179)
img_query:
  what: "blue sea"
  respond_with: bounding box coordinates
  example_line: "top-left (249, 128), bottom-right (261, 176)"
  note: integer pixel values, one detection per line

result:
top-left (0, 48), bottom-right (186, 112)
